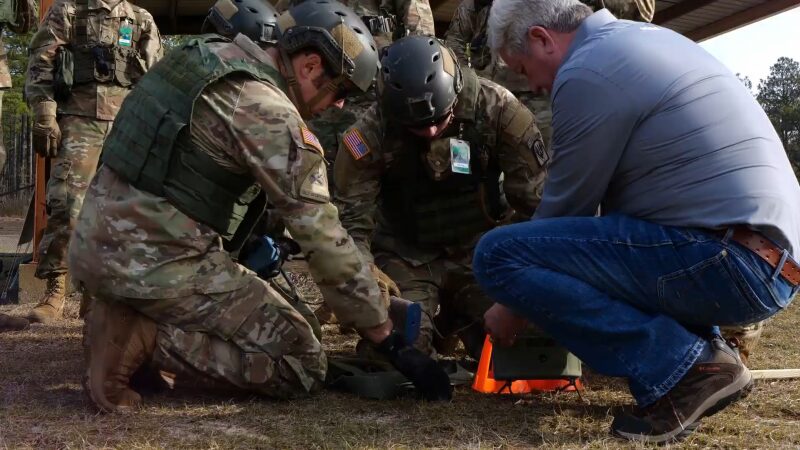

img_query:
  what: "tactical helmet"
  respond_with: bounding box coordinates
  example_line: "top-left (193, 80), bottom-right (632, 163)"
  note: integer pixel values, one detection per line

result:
top-left (274, 0), bottom-right (379, 93)
top-left (377, 36), bottom-right (463, 127)
top-left (205, 0), bottom-right (280, 44)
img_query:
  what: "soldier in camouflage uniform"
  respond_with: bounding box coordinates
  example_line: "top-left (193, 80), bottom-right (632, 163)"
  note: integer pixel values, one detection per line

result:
top-left (69, 0), bottom-right (451, 412)
top-left (24, 0), bottom-right (163, 324)
top-left (335, 36), bottom-right (547, 357)
top-left (0, 0), bottom-right (35, 175)
top-left (445, 0), bottom-right (654, 148)
top-left (274, 0), bottom-right (435, 179)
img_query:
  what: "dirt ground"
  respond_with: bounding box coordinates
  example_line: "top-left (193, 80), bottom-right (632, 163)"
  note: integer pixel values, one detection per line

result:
top-left (1, 282), bottom-right (799, 449)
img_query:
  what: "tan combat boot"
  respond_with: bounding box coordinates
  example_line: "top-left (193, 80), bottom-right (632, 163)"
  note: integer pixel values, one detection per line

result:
top-left (83, 299), bottom-right (157, 413)
top-left (28, 274), bottom-right (67, 323)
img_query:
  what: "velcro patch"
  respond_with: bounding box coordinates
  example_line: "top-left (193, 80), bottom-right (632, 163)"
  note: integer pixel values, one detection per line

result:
top-left (530, 135), bottom-right (549, 166)
top-left (343, 129), bottom-right (371, 160)
top-left (301, 127), bottom-right (323, 155)
top-left (299, 161), bottom-right (331, 203)
top-left (215, 0), bottom-right (238, 20)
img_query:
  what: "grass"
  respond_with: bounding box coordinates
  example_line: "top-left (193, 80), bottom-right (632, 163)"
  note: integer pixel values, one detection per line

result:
top-left (1, 278), bottom-right (800, 449)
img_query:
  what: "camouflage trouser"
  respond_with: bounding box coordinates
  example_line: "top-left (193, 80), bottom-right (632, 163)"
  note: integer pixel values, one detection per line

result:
top-left (517, 91), bottom-right (553, 149)
top-left (113, 275), bottom-right (326, 398)
top-left (374, 250), bottom-right (494, 357)
top-left (36, 115), bottom-right (110, 278)
top-left (720, 321), bottom-right (765, 364)
top-left (306, 90), bottom-right (375, 185)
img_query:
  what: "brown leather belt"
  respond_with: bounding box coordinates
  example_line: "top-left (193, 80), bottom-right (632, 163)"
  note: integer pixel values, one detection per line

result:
top-left (727, 228), bottom-right (800, 286)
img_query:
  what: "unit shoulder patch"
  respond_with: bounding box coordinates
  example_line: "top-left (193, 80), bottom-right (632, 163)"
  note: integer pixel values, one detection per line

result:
top-left (343, 128), bottom-right (371, 160)
top-left (299, 161), bottom-right (330, 203)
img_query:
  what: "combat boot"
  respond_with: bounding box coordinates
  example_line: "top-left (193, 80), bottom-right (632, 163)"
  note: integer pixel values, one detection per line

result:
top-left (0, 313), bottom-right (30, 332)
top-left (28, 274), bottom-right (67, 323)
top-left (83, 299), bottom-right (157, 413)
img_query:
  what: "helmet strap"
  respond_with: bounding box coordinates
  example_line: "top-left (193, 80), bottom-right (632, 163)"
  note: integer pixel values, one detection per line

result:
top-left (278, 48), bottom-right (349, 119)
top-left (278, 49), bottom-right (312, 119)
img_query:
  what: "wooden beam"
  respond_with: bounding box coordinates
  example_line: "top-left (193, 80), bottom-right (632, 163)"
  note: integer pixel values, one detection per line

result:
top-left (653, 0), bottom-right (717, 25)
top-left (752, 369), bottom-right (800, 380)
top-left (687, 1), bottom-right (800, 42)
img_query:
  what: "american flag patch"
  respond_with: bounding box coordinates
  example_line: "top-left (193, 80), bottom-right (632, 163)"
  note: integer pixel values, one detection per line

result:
top-left (300, 127), bottom-right (323, 155)
top-left (343, 129), bottom-right (370, 160)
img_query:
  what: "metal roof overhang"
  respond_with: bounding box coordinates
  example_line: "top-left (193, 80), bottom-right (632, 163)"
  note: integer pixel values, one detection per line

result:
top-left (36, 0), bottom-right (800, 39)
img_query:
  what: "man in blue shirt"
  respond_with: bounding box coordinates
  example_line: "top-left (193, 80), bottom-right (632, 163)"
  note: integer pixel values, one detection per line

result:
top-left (473, 0), bottom-right (800, 443)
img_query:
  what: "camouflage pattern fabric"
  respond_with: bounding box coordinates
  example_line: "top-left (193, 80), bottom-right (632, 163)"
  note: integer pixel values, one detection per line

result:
top-left (36, 116), bottom-right (111, 278)
top-left (334, 78), bottom-right (546, 354)
top-left (27, 0), bottom-right (162, 279)
top-left (375, 248), bottom-right (493, 356)
top-left (69, 41), bottom-right (388, 394)
top-left (275, 0), bottom-right (435, 189)
top-left (111, 277), bottom-right (327, 398)
top-left (25, 0), bottom-right (163, 120)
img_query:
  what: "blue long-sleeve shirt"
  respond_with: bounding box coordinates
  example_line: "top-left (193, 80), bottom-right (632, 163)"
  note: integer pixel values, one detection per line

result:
top-left (536, 9), bottom-right (800, 256)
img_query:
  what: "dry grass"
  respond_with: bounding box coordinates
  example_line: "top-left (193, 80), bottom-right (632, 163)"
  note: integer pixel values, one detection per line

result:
top-left (2, 281), bottom-right (800, 449)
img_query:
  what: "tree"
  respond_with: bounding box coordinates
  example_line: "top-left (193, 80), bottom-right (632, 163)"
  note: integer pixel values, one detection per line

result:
top-left (757, 57), bottom-right (800, 173)
top-left (736, 72), bottom-right (753, 95)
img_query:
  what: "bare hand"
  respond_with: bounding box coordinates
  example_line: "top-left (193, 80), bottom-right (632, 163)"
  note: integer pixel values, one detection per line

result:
top-left (484, 303), bottom-right (528, 347)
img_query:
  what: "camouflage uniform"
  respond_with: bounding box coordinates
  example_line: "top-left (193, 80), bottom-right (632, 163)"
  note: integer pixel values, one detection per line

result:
top-left (275, 0), bottom-right (435, 179)
top-left (69, 36), bottom-right (387, 397)
top-left (444, 0), bottom-right (655, 149)
top-left (334, 71), bottom-right (546, 356)
top-left (25, 0), bottom-right (163, 279)
top-left (0, 0), bottom-right (36, 174)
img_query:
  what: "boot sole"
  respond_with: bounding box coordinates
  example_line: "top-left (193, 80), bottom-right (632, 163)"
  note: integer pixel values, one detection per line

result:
top-left (612, 366), bottom-right (754, 444)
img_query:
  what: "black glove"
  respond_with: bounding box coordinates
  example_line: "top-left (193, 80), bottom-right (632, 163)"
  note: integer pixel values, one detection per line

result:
top-left (378, 331), bottom-right (453, 401)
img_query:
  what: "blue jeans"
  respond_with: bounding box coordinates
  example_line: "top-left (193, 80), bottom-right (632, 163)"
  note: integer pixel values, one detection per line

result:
top-left (473, 214), bottom-right (797, 406)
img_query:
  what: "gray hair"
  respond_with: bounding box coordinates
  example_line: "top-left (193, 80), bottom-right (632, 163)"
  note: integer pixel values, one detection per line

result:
top-left (488, 0), bottom-right (593, 55)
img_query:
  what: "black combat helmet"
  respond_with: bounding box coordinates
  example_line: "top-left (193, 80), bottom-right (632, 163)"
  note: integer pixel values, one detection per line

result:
top-left (205, 0), bottom-right (280, 44)
top-left (378, 36), bottom-right (463, 127)
top-left (274, 0), bottom-right (380, 94)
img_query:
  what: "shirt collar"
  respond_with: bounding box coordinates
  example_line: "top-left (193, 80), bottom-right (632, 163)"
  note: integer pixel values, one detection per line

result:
top-left (562, 9), bottom-right (617, 63)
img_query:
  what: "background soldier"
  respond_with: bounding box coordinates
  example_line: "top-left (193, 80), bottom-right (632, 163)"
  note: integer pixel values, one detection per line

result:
top-left (70, 0), bottom-right (451, 412)
top-left (274, 0), bottom-right (435, 176)
top-left (0, 0), bottom-right (36, 174)
top-left (335, 36), bottom-right (547, 358)
top-left (445, 0), bottom-right (654, 148)
top-left (24, 0), bottom-right (163, 324)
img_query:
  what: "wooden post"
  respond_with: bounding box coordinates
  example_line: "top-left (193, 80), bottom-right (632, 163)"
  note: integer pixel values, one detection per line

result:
top-left (32, 0), bottom-right (55, 261)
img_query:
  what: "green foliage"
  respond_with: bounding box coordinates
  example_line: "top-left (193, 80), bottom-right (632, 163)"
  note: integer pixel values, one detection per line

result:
top-left (756, 57), bottom-right (800, 175)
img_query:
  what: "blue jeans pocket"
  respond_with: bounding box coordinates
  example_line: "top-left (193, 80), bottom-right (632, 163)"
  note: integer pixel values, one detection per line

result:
top-left (657, 249), bottom-right (773, 326)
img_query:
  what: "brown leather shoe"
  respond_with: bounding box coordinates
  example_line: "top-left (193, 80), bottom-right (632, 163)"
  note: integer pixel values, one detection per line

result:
top-left (28, 274), bottom-right (66, 324)
top-left (83, 299), bottom-right (157, 413)
top-left (0, 313), bottom-right (30, 332)
top-left (611, 336), bottom-right (753, 444)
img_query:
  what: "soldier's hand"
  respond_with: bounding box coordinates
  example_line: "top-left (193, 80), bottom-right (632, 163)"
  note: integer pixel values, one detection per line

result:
top-left (379, 331), bottom-right (453, 401)
top-left (370, 263), bottom-right (400, 301)
top-left (32, 102), bottom-right (61, 158)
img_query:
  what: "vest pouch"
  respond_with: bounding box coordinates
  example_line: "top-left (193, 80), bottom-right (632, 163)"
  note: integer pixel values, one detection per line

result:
top-left (113, 46), bottom-right (144, 87)
top-left (72, 46), bottom-right (113, 84)
top-left (54, 46), bottom-right (74, 102)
